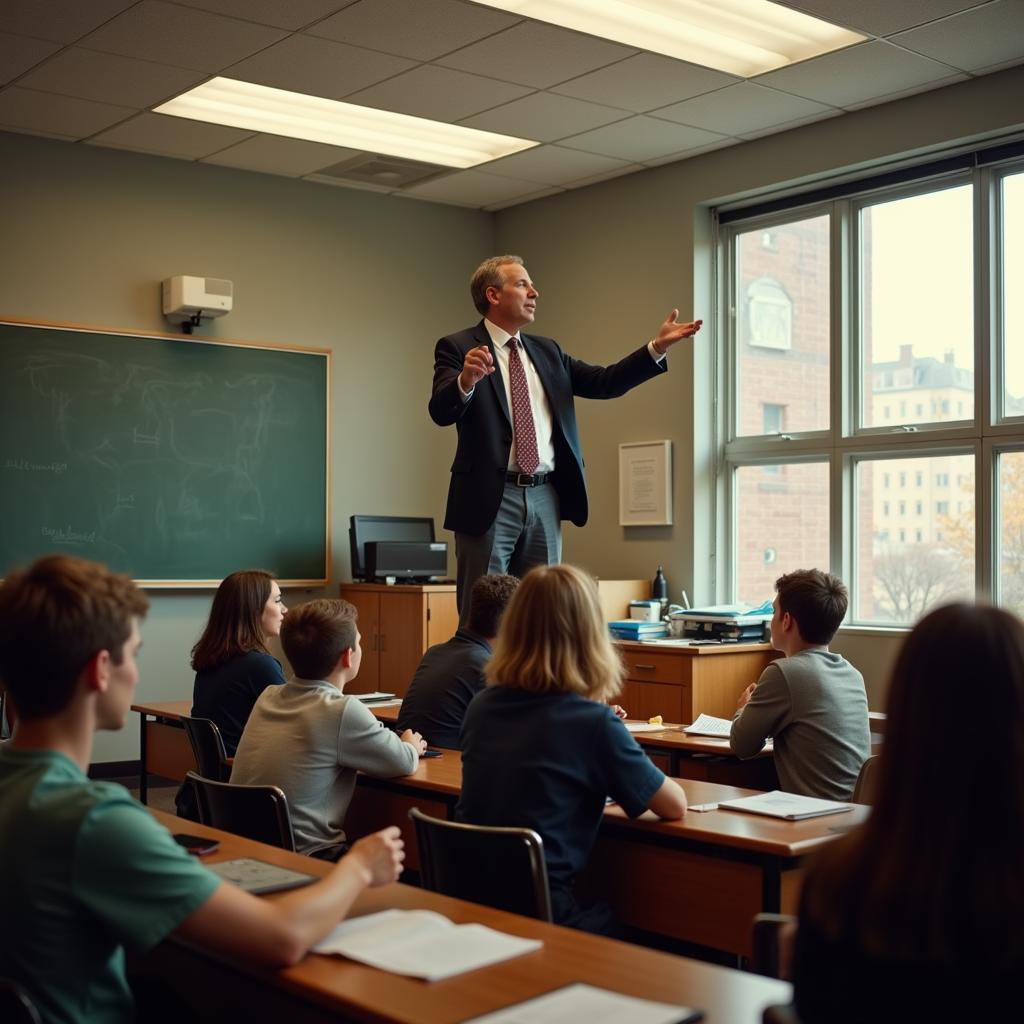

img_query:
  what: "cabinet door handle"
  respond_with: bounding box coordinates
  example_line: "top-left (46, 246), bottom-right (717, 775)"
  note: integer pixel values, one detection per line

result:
top-left (634, 663), bottom-right (656, 671)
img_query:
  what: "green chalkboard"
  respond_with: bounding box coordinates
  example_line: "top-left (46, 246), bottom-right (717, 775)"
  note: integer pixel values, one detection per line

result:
top-left (0, 320), bottom-right (329, 585)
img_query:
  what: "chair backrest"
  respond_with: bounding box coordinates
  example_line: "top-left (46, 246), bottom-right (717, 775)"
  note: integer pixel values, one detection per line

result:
top-left (0, 978), bottom-right (43, 1024)
top-left (853, 754), bottom-right (880, 805)
top-left (181, 716), bottom-right (231, 782)
top-left (408, 807), bottom-right (553, 922)
top-left (186, 771), bottom-right (296, 851)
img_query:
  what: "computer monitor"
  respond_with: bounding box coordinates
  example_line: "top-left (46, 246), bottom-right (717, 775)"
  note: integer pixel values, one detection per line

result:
top-left (348, 515), bottom-right (436, 581)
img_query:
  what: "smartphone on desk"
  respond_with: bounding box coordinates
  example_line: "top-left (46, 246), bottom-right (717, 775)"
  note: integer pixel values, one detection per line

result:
top-left (173, 833), bottom-right (220, 856)
top-left (421, 749), bottom-right (443, 759)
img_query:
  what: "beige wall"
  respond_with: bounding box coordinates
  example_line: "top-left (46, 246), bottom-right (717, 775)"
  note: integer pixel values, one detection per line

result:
top-left (3, 65), bottom-right (1022, 758)
top-left (0, 131), bottom-right (494, 761)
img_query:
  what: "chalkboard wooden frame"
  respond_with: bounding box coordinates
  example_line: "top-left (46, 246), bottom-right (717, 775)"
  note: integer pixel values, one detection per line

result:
top-left (1, 318), bottom-right (330, 587)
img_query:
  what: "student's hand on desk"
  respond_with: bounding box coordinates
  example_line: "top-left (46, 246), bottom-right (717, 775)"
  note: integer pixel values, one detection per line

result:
top-left (736, 682), bottom-right (757, 711)
top-left (458, 344), bottom-right (494, 391)
top-left (610, 704), bottom-right (627, 719)
top-left (401, 728), bottom-right (427, 754)
top-left (348, 826), bottom-right (405, 886)
top-left (651, 310), bottom-right (703, 355)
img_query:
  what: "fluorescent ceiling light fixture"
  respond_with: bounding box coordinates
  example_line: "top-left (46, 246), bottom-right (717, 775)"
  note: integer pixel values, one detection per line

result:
top-left (471, 0), bottom-right (866, 77)
top-left (155, 78), bottom-right (538, 168)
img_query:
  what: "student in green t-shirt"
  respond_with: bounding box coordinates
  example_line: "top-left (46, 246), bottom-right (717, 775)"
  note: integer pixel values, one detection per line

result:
top-left (0, 554), bottom-right (404, 1024)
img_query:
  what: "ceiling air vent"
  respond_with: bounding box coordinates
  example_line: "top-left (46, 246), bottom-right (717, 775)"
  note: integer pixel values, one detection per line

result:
top-left (312, 153), bottom-right (449, 189)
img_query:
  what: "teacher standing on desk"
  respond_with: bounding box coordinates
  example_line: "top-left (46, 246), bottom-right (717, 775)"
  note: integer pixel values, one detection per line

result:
top-left (430, 254), bottom-right (703, 622)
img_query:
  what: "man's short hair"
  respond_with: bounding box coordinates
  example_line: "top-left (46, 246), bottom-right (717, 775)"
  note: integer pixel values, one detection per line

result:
top-left (280, 598), bottom-right (358, 680)
top-left (467, 574), bottom-right (519, 637)
top-left (775, 569), bottom-right (848, 645)
top-left (470, 255), bottom-right (524, 316)
top-left (0, 555), bottom-right (149, 720)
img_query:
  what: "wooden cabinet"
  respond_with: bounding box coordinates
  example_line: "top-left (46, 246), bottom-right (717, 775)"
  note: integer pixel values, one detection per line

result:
top-left (338, 583), bottom-right (458, 697)
top-left (617, 641), bottom-right (779, 723)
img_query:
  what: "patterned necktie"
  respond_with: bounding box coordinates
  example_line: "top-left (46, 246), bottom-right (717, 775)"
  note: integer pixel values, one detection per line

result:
top-left (507, 338), bottom-right (539, 475)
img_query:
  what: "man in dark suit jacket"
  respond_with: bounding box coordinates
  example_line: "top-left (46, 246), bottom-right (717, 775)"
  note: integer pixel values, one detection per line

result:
top-left (430, 255), bottom-right (702, 619)
top-left (397, 573), bottom-right (518, 749)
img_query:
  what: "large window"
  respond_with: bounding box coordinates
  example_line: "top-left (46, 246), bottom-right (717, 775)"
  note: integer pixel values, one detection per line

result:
top-left (719, 158), bottom-right (1024, 627)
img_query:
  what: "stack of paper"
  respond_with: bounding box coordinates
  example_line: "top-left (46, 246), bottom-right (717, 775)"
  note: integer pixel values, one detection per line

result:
top-left (719, 791), bottom-right (851, 820)
top-left (313, 909), bottom-right (542, 981)
top-left (354, 691), bottom-right (398, 704)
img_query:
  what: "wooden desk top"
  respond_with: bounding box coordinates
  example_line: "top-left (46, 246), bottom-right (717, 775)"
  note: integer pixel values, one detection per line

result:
top-left (614, 639), bottom-right (775, 656)
top-left (356, 751), bottom-right (863, 860)
top-left (133, 699), bottom-right (192, 719)
top-left (148, 809), bottom-right (790, 1023)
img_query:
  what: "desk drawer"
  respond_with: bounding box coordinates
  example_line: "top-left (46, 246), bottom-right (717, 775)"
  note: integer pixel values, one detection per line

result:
top-left (620, 650), bottom-right (687, 685)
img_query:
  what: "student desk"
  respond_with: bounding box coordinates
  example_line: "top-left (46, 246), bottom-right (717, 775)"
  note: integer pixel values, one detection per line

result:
top-left (144, 809), bottom-right (791, 1023)
top-left (131, 698), bottom-right (779, 799)
top-left (342, 752), bottom-right (866, 958)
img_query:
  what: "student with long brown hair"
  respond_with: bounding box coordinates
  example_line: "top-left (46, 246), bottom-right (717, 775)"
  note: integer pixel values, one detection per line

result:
top-left (791, 602), bottom-right (1024, 1021)
top-left (191, 569), bottom-right (287, 756)
top-left (457, 563), bottom-right (687, 931)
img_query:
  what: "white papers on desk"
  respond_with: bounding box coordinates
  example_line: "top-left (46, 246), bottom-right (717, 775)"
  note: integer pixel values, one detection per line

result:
top-left (313, 909), bottom-right (542, 981)
top-left (683, 713), bottom-right (733, 737)
top-left (624, 721), bottom-right (671, 733)
top-left (354, 691), bottom-right (398, 704)
top-left (719, 791), bottom-right (851, 820)
top-left (464, 983), bottom-right (701, 1024)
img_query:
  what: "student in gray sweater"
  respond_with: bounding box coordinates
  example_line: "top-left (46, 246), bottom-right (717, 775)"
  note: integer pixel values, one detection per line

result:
top-left (232, 598), bottom-right (425, 857)
top-left (730, 569), bottom-right (870, 801)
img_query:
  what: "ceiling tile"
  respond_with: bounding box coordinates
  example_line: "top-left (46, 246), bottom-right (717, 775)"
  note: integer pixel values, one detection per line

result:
top-left (844, 72), bottom-right (968, 109)
top-left (777, 0), bottom-right (991, 36)
top-left (484, 186), bottom-right (564, 211)
top-left (652, 82), bottom-right (834, 136)
top-left (753, 40), bottom-right (959, 107)
top-left (738, 107), bottom-right (844, 139)
top-left (889, 1), bottom-right (1024, 71)
top-left (226, 34), bottom-right (413, 98)
top-left (307, 0), bottom-right (517, 61)
top-left (345, 65), bottom-right (531, 121)
top-left (88, 111), bottom-right (254, 157)
top-left (0, 0), bottom-right (136, 45)
top-left (402, 168), bottom-right (555, 207)
top-left (563, 162), bottom-right (649, 189)
top-left (0, 86), bottom-right (133, 138)
top-left (17, 47), bottom-right (207, 109)
top-left (303, 172), bottom-right (396, 194)
top-left (78, 0), bottom-right (287, 73)
top-left (459, 92), bottom-right (627, 143)
top-left (168, 0), bottom-right (357, 32)
top-left (552, 53), bottom-right (738, 113)
top-left (559, 115), bottom-right (729, 162)
top-left (0, 32), bottom-right (61, 85)
top-left (438, 21), bottom-right (635, 89)
top-left (203, 134), bottom-right (362, 175)
top-left (476, 144), bottom-right (635, 186)
top-left (643, 137), bottom-right (742, 166)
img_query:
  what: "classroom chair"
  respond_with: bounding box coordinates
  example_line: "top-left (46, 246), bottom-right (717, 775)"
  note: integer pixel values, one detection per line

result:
top-left (181, 716), bottom-right (232, 782)
top-left (750, 912), bottom-right (797, 979)
top-left (0, 978), bottom-right (43, 1024)
top-left (187, 771), bottom-right (296, 851)
top-left (852, 754), bottom-right (880, 805)
top-left (408, 807), bottom-right (553, 922)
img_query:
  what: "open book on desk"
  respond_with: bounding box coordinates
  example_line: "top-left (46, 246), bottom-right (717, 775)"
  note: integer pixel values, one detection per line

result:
top-left (313, 909), bottom-right (541, 981)
top-left (719, 791), bottom-right (851, 820)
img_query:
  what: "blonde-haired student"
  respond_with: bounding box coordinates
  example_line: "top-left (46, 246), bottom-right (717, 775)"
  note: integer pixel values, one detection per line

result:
top-left (457, 563), bottom-right (687, 931)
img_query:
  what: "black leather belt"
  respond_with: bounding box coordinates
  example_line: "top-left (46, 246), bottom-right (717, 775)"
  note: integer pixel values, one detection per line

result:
top-left (505, 471), bottom-right (549, 487)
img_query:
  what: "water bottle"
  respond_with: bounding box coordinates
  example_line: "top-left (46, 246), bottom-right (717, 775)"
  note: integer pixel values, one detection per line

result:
top-left (652, 565), bottom-right (668, 616)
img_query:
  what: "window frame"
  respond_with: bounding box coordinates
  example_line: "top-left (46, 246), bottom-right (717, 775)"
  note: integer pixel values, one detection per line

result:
top-left (717, 156), bottom-right (1024, 626)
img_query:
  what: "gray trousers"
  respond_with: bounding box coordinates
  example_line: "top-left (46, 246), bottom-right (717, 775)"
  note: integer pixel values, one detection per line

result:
top-left (455, 481), bottom-right (561, 624)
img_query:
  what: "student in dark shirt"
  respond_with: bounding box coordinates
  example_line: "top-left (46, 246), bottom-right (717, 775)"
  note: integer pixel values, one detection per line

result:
top-left (191, 570), bottom-right (287, 755)
top-left (791, 603), bottom-right (1024, 1023)
top-left (458, 563), bottom-right (687, 931)
top-left (398, 573), bottom-right (518, 749)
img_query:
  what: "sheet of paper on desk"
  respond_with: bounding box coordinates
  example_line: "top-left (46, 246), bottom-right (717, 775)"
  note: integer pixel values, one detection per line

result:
top-left (463, 983), bottom-right (702, 1024)
top-left (354, 692), bottom-right (398, 703)
top-left (625, 722), bottom-right (672, 733)
top-left (683, 713), bottom-right (733, 737)
top-left (719, 791), bottom-right (851, 820)
top-left (313, 909), bottom-right (542, 981)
